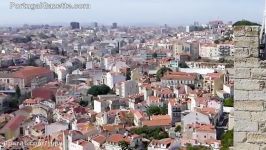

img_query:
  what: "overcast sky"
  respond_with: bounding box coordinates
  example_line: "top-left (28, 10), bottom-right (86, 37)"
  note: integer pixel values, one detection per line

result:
top-left (0, 0), bottom-right (264, 26)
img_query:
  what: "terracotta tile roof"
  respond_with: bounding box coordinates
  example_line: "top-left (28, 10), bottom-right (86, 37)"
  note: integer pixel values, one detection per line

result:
top-left (195, 97), bottom-right (208, 106)
top-left (12, 66), bottom-right (52, 81)
top-left (196, 107), bottom-right (218, 116)
top-left (150, 115), bottom-right (171, 120)
top-left (188, 123), bottom-right (216, 133)
top-left (33, 123), bottom-right (45, 131)
top-left (205, 73), bottom-right (223, 80)
top-left (161, 72), bottom-right (197, 80)
top-left (148, 96), bottom-right (161, 103)
top-left (106, 134), bottom-right (129, 143)
top-left (169, 99), bottom-right (184, 107)
top-left (92, 134), bottom-right (106, 144)
top-left (2, 115), bottom-right (26, 130)
top-left (102, 124), bottom-right (124, 132)
top-left (32, 87), bottom-right (58, 99)
top-left (77, 123), bottom-right (96, 135)
top-left (142, 116), bottom-right (171, 127)
top-left (132, 110), bottom-right (144, 120)
top-left (150, 138), bottom-right (173, 146)
top-left (23, 97), bottom-right (44, 105)
top-left (205, 138), bottom-right (221, 145)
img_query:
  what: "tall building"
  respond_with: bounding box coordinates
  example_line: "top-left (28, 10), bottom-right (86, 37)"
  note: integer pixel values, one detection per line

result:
top-left (70, 22), bottom-right (80, 29)
top-left (116, 80), bottom-right (139, 98)
top-left (112, 22), bottom-right (118, 29)
top-left (93, 22), bottom-right (98, 28)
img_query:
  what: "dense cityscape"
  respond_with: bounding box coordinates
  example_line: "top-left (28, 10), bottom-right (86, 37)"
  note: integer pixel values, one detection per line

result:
top-left (0, 19), bottom-right (243, 150)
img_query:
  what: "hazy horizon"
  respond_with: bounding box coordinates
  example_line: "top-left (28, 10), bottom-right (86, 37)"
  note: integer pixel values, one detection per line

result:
top-left (0, 0), bottom-right (264, 26)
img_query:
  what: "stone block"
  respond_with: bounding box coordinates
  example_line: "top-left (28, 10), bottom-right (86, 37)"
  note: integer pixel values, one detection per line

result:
top-left (235, 68), bottom-right (251, 79)
top-left (234, 90), bottom-right (249, 100)
top-left (251, 112), bottom-right (266, 122)
top-left (245, 26), bottom-right (260, 37)
top-left (234, 36), bottom-right (259, 48)
top-left (234, 143), bottom-right (260, 150)
top-left (234, 48), bottom-right (251, 58)
top-left (235, 111), bottom-right (251, 120)
top-left (251, 68), bottom-right (266, 79)
top-left (249, 91), bottom-right (266, 101)
top-left (259, 144), bottom-right (266, 150)
top-left (234, 132), bottom-right (247, 143)
top-left (234, 26), bottom-right (245, 36)
top-left (235, 57), bottom-right (260, 68)
top-left (234, 79), bottom-right (263, 91)
top-left (235, 100), bottom-right (264, 111)
top-left (259, 121), bottom-right (266, 133)
top-left (235, 120), bottom-right (258, 132)
top-left (247, 133), bottom-right (266, 144)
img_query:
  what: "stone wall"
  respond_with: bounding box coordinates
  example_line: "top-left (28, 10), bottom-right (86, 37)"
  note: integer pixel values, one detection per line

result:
top-left (234, 26), bottom-right (266, 149)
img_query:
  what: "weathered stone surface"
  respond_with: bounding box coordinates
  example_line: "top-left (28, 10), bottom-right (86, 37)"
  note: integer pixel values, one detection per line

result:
top-left (259, 144), bottom-right (266, 150)
top-left (235, 57), bottom-right (260, 68)
top-left (234, 26), bottom-right (260, 37)
top-left (234, 48), bottom-right (251, 58)
top-left (249, 48), bottom-right (260, 58)
top-left (235, 111), bottom-right (251, 120)
top-left (235, 120), bottom-right (258, 132)
top-left (245, 26), bottom-right (260, 37)
top-left (259, 121), bottom-right (266, 133)
top-left (234, 90), bottom-right (249, 100)
top-left (247, 133), bottom-right (266, 144)
top-left (251, 112), bottom-right (266, 121)
top-left (234, 36), bottom-right (259, 48)
top-left (234, 132), bottom-right (247, 143)
top-left (235, 100), bottom-right (264, 111)
top-left (251, 68), bottom-right (266, 79)
top-left (235, 68), bottom-right (251, 79)
top-left (234, 79), bottom-right (264, 91)
top-left (234, 25), bottom-right (262, 148)
top-left (249, 91), bottom-right (266, 101)
top-left (234, 143), bottom-right (260, 150)
top-left (234, 36), bottom-right (259, 42)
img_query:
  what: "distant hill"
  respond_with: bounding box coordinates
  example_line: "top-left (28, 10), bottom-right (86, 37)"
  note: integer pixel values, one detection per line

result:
top-left (233, 20), bottom-right (261, 26)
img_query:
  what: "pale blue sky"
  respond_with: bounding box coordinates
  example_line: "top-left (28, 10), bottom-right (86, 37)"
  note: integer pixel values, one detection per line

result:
top-left (0, 0), bottom-right (264, 26)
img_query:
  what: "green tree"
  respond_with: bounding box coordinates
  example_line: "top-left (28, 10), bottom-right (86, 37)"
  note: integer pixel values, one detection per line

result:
top-left (130, 126), bottom-right (169, 140)
top-left (175, 125), bottom-right (181, 132)
top-left (224, 97), bottom-right (234, 107)
top-left (156, 67), bottom-right (172, 81)
top-left (179, 62), bottom-right (189, 68)
top-left (87, 84), bottom-right (111, 96)
top-left (152, 52), bottom-right (158, 58)
top-left (79, 100), bottom-right (89, 107)
top-left (9, 98), bottom-right (19, 109)
top-left (221, 130), bottom-right (233, 150)
top-left (146, 105), bottom-right (168, 116)
top-left (146, 105), bottom-right (161, 116)
top-left (233, 20), bottom-right (260, 26)
top-left (118, 141), bottom-right (130, 150)
top-left (15, 85), bottom-right (21, 98)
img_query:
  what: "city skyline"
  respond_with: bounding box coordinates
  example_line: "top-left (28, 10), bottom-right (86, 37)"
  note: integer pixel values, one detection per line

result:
top-left (0, 0), bottom-right (264, 26)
